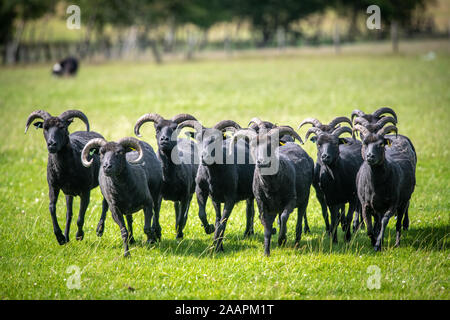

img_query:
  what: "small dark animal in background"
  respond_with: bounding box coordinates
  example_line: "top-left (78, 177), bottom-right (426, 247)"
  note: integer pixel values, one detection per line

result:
top-left (25, 109), bottom-right (108, 245)
top-left (82, 137), bottom-right (162, 257)
top-left (52, 57), bottom-right (79, 77)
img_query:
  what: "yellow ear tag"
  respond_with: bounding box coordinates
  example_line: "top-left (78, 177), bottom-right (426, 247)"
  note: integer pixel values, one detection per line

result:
top-left (387, 140), bottom-right (391, 147)
top-left (279, 141), bottom-right (285, 146)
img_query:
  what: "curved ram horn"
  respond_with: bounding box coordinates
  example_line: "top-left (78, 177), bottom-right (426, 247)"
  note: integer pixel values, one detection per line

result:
top-left (297, 118), bottom-right (323, 130)
top-left (374, 116), bottom-right (397, 130)
top-left (331, 126), bottom-right (353, 138)
top-left (118, 137), bottom-right (144, 164)
top-left (377, 125), bottom-right (398, 137)
top-left (170, 113), bottom-right (197, 124)
top-left (214, 120), bottom-right (241, 131)
top-left (353, 124), bottom-right (371, 139)
top-left (351, 109), bottom-right (367, 122)
top-left (25, 110), bottom-right (52, 134)
top-left (176, 120), bottom-right (205, 138)
top-left (81, 138), bottom-right (107, 167)
top-left (304, 127), bottom-right (323, 143)
top-left (353, 116), bottom-right (370, 127)
top-left (269, 126), bottom-right (304, 144)
top-left (134, 113), bottom-right (164, 137)
top-left (328, 116), bottom-right (352, 129)
top-left (372, 107), bottom-right (397, 122)
top-left (58, 110), bottom-right (90, 131)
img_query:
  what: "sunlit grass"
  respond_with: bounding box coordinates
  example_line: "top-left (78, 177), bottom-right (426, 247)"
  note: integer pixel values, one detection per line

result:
top-left (0, 52), bottom-right (448, 299)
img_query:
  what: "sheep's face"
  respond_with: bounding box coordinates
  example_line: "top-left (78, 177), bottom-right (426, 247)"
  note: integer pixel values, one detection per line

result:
top-left (254, 135), bottom-right (277, 168)
top-left (362, 134), bottom-right (391, 166)
top-left (38, 117), bottom-right (71, 153)
top-left (155, 121), bottom-right (177, 153)
top-left (99, 143), bottom-right (127, 176)
top-left (315, 134), bottom-right (342, 166)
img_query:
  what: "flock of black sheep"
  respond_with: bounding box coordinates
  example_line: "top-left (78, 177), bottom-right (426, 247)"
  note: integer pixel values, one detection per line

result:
top-left (25, 107), bottom-right (416, 256)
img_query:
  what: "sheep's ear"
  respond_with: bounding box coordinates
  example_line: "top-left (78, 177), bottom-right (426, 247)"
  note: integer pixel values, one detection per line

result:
top-left (310, 136), bottom-right (317, 143)
top-left (338, 138), bottom-right (348, 145)
top-left (384, 138), bottom-right (392, 147)
top-left (33, 122), bottom-right (44, 130)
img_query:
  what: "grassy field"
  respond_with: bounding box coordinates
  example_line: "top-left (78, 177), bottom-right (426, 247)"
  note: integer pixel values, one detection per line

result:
top-left (0, 48), bottom-right (449, 299)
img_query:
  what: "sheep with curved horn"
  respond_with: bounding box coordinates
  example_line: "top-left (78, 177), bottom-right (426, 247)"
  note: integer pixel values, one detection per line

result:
top-left (177, 118), bottom-right (255, 252)
top-left (82, 136), bottom-right (162, 257)
top-left (300, 116), bottom-right (364, 242)
top-left (133, 113), bottom-right (199, 239)
top-left (25, 109), bottom-right (108, 245)
top-left (354, 123), bottom-right (416, 251)
top-left (230, 125), bottom-right (314, 256)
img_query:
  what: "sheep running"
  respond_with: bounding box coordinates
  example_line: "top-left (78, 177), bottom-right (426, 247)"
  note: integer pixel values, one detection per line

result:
top-left (25, 109), bottom-right (108, 244)
top-left (81, 137), bottom-right (162, 257)
top-left (134, 113), bottom-right (199, 239)
top-left (231, 123), bottom-right (314, 256)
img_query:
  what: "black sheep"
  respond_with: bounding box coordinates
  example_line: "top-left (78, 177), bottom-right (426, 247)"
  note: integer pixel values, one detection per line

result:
top-left (134, 113), bottom-right (199, 239)
top-left (301, 122), bottom-right (363, 243)
top-left (231, 125), bottom-right (314, 256)
top-left (81, 137), bottom-right (162, 257)
top-left (354, 125), bottom-right (416, 251)
top-left (25, 109), bottom-right (108, 244)
top-left (177, 119), bottom-right (255, 252)
top-left (298, 117), bottom-right (354, 233)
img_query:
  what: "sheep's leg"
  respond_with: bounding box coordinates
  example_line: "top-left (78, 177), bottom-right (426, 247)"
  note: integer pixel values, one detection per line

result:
top-left (278, 201), bottom-right (295, 247)
top-left (125, 215), bottom-right (135, 244)
top-left (261, 213), bottom-right (276, 257)
top-left (110, 210), bottom-right (130, 257)
top-left (395, 204), bottom-right (406, 247)
top-left (144, 204), bottom-right (155, 245)
top-left (303, 211), bottom-right (310, 234)
top-left (244, 198), bottom-right (255, 237)
top-left (96, 198), bottom-right (108, 237)
top-left (196, 185), bottom-right (214, 234)
top-left (402, 201), bottom-right (410, 231)
top-left (212, 201), bottom-right (222, 229)
top-left (75, 191), bottom-right (90, 241)
top-left (374, 209), bottom-right (394, 251)
top-left (295, 201), bottom-right (308, 246)
top-left (329, 205), bottom-right (340, 243)
top-left (361, 205), bottom-right (375, 246)
top-left (174, 201), bottom-right (181, 237)
top-left (49, 187), bottom-right (66, 245)
top-left (152, 194), bottom-right (162, 241)
top-left (176, 196), bottom-right (191, 239)
top-left (64, 195), bottom-right (74, 242)
top-left (213, 200), bottom-right (234, 252)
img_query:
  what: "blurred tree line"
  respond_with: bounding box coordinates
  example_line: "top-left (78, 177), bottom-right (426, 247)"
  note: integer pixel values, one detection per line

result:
top-left (0, 0), bottom-right (434, 64)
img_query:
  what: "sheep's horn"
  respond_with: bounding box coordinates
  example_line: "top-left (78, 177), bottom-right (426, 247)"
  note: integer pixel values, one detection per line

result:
top-left (269, 126), bottom-right (303, 144)
top-left (377, 125), bottom-right (398, 137)
top-left (81, 138), bottom-right (107, 167)
top-left (176, 120), bottom-right (205, 138)
top-left (298, 118), bottom-right (323, 130)
top-left (353, 124), bottom-right (371, 138)
top-left (214, 120), bottom-right (241, 131)
top-left (372, 107), bottom-right (397, 122)
top-left (351, 109), bottom-right (366, 122)
top-left (170, 113), bottom-right (197, 124)
top-left (118, 137), bottom-right (144, 164)
top-left (58, 110), bottom-right (90, 131)
top-left (229, 129), bottom-right (257, 154)
top-left (331, 126), bottom-right (353, 138)
top-left (328, 117), bottom-right (352, 129)
top-left (374, 116), bottom-right (397, 131)
top-left (25, 110), bottom-right (52, 133)
top-left (353, 117), bottom-right (370, 127)
top-left (304, 127), bottom-right (323, 142)
top-left (248, 117), bottom-right (266, 129)
top-left (134, 113), bottom-right (164, 137)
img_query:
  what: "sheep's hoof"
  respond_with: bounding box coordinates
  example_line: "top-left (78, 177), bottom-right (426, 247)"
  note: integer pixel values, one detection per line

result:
top-left (243, 229), bottom-right (254, 238)
top-left (278, 238), bottom-right (287, 247)
top-left (176, 233), bottom-right (184, 240)
top-left (374, 245), bottom-right (382, 252)
top-left (205, 224), bottom-right (215, 235)
top-left (123, 251), bottom-right (131, 258)
top-left (128, 237), bottom-right (136, 245)
top-left (304, 226), bottom-right (311, 234)
top-left (271, 228), bottom-right (277, 235)
top-left (75, 230), bottom-right (84, 241)
top-left (55, 231), bottom-right (67, 245)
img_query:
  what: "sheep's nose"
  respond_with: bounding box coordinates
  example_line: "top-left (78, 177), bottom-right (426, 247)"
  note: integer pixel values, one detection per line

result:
top-left (103, 163), bottom-right (112, 170)
top-left (160, 136), bottom-right (169, 142)
top-left (47, 140), bottom-right (56, 147)
top-left (321, 154), bottom-right (330, 161)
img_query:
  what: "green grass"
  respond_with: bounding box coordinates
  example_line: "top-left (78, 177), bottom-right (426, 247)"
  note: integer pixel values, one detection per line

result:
top-left (0, 51), bottom-right (449, 299)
